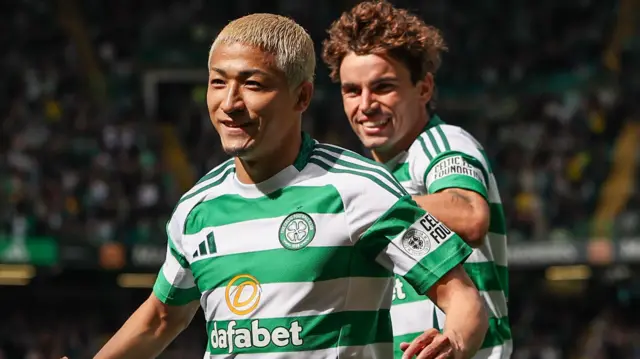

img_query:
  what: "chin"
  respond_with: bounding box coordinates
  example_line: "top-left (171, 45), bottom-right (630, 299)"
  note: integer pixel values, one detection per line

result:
top-left (360, 136), bottom-right (392, 150)
top-left (222, 141), bottom-right (256, 158)
top-left (223, 147), bottom-right (250, 158)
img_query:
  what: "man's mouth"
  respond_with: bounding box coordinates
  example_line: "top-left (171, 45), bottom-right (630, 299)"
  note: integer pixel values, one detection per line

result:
top-left (361, 118), bottom-right (390, 128)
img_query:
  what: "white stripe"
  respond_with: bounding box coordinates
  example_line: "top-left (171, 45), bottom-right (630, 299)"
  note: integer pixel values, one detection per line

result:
top-left (203, 343), bottom-right (393, 358)
top-left (312, 148), bottom-right (404, 195)
top-left (400, 178), bottom-right (423, 195)
top-left (202, 277), bottom-right (392, 321)
top-left (481, 290), bottom-right (508, 318)
top-left (487, 175), bottom-right (502, 204)
top-left (161, 252), bottom-right (196, 289)
top-left (465, 233), bottom-right (508, 267)
top-left (472, 341), bottom-right (513, 359)
top-left (185, 213), bottom-right (350, 263)
top-left (391, 299), bottom-right (437, 336)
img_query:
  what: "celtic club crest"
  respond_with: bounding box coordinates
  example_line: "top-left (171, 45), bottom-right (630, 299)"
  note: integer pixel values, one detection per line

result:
top-left (278, 212), bottom-right (316, 250)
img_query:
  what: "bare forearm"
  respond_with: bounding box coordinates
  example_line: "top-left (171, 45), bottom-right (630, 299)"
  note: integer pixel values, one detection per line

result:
top-left (412, 190), bottom-right (489, 244)
top-left (413, 192), bottom-right (473, 235)
top-left (441, 287), bottom-right (488, 359)
top-left (94, 296), bottom-right (194, 359)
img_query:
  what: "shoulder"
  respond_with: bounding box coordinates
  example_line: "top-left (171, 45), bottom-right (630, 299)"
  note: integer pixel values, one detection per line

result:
top-left (413, 124), bottom-right (489, 170)
top-left (168, 158), bottom-right (237, 238)
top-left (179, 158), bottom-right (236, 203)
top-left (437, 124), bottom-right (485, 150)
top-left (308, 142), bottom-right (407, 200)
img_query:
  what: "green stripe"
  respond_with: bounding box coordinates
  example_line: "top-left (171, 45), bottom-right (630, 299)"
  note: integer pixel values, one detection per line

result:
top-left (191, 247), bottom-right (391, 292)
top-left (464, 262), bottom-right (509, 296)
top-left (391, 162), bottom-right (411, 182)
top-left (195, 159), bottom-right (234, 185)
top-left (403, 235), bottom-right (472, 295)
top-left (309, 157), bottom-right (403, 198)
top-left (489, 203), bottom-right (507, 236)
top-left (358, 195), bottom-right (425, 261)
top-left (428, 175), bottom-right (488, 200)
top-left (425, 130), bottom-right (442, 155)
top-left (184, 185), bottom-right (345, 234)
top-left (206, 310), bottom-right (392, 354)
top-left (315, 144), bottom-right (408, 196)
top-left (153, 270), bottom-right (201, 306)
top-left (393, 262), bottom-right (508, 305)
top-left (416, 136), bottom-right (433, 161)
top-left (435, 127), bottom-right (451, 151)
top-left (393, 316), bottom-right (511, 358)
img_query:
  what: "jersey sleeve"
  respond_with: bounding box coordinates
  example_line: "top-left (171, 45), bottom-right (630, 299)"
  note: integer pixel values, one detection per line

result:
top-left (152, 221), bottom-right (201, 306)
top-left (343, 167), bottom-right (473, 295)
top-left (409, 126), bottom-right (490, 199)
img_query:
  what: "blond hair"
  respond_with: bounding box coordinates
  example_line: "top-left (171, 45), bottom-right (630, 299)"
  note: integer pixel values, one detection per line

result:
top-left (209, 13), bottom-right (316, 87)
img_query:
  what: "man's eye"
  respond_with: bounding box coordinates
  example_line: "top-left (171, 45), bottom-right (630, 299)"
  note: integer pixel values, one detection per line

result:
top-left (342, 87), bottom-right (360, 96)
top-left (245, 81), bottom-right (263, 89)
top-left (374, 83), bottom-right (394, 93)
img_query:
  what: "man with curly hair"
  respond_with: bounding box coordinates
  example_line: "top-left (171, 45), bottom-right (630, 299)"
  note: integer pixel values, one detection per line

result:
top-left (323, 2), bottom-right (512, 359)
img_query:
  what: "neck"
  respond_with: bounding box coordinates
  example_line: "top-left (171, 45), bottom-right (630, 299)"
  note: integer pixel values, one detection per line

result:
top-left (371, 112), bottom-right (430, 164)
top-left (235, 127), bottom-right (302, 185)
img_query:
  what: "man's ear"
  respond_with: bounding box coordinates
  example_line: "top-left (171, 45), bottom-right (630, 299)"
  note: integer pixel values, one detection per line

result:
top-left (418, 73), bottom-right (435, 104)
top-left (293, 81), bottom-right (314, 112)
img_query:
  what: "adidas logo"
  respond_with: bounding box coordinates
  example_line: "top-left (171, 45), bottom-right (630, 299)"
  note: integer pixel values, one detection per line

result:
top-left (193, 231), bottom-right (217, 258)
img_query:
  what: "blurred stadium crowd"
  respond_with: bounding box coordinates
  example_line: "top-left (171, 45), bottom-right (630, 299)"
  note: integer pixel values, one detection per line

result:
top-left (1, 0), bottom-right (639, 358)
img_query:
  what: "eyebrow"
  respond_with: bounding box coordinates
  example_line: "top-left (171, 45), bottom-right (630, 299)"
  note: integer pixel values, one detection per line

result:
top-left (341, 76), bottom-right (399, 88)
top-left (210, 67), bottom-right (270, 78)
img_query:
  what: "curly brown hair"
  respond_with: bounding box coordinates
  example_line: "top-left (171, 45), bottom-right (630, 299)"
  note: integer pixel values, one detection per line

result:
top-left (322, 0), bottom-right (448, 83)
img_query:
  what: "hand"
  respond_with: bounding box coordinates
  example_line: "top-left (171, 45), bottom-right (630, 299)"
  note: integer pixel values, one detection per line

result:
top-left (400, 328), bottom-right (458, 359)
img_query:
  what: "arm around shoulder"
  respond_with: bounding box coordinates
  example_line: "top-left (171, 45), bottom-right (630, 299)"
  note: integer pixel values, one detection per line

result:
top-left (93, 293), bottom-right (200, 359)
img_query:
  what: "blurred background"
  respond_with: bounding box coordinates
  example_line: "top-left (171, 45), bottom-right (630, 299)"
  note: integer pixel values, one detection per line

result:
top-left (1, 0), bottom-right (639, 358)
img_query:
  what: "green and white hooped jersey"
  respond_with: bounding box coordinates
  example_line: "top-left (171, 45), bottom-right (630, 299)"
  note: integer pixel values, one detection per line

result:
top-left (386, 116), bottom-right (513, 359)
top-left (152, 133), bottom-right (473, 359)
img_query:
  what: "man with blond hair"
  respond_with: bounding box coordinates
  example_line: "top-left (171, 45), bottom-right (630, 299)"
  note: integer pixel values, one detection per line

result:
top-left (323, 1), bottom-right (512, 359)
top-left (72, 13), bottom-right (487, 359)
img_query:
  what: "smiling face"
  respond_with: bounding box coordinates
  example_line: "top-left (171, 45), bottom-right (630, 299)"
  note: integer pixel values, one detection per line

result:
top-left (339, 52), bottom-right (433, 157)
top-left (207, 42), bottom-right (311, 160)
